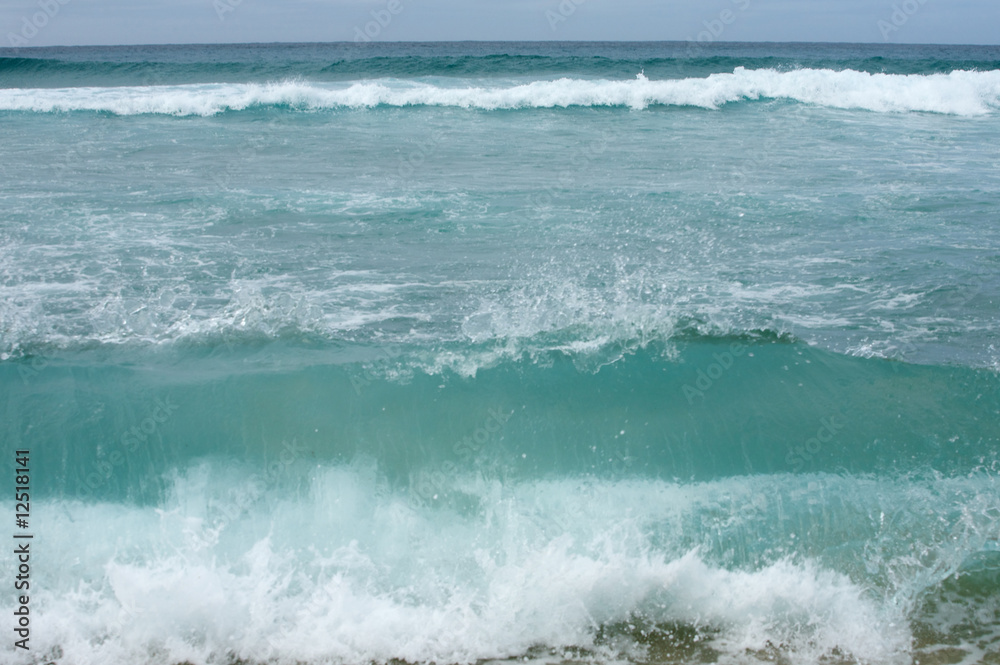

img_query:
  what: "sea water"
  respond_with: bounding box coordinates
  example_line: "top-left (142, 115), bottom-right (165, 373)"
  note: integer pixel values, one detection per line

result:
top-left (1, 41), bottom-right (999, 665)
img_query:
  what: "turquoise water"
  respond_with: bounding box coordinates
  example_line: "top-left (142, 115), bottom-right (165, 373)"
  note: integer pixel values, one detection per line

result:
top-left (1, 42), bottom-right (999, 665)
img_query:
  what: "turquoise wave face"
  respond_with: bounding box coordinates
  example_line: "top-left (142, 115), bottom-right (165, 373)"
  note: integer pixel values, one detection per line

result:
top-left (1, 41), bottom-right (999, 665)
top-left (7, 339), bottom-right (1000, 500)
top-left (3, 339), bottom-right (999, 664)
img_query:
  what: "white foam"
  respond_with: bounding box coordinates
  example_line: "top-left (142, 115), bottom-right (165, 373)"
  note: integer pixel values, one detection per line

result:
top-left (7, 466), bottom-right (998, 665)
top-left (2, 68), bottom-right (999, 115)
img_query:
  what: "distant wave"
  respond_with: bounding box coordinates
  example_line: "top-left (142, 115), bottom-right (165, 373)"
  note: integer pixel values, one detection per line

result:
top-left (3, 53), bottom-right (1000, 81)
top-left (2, 68), bottom-right (999, 115)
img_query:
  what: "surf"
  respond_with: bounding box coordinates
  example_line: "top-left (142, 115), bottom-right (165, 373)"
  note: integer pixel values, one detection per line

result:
top-left (2, 68), bottom-right (999, 115)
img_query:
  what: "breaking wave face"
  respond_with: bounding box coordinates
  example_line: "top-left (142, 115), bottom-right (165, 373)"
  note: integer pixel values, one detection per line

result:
top-left (8, 473), bottom-right (949, 665)
top-left (4, 338), bottom-right (1000, 665)
top-left (4, 41), bottom-right (1000, 665)
top-left (2, 68), bottom-right (1000, 115)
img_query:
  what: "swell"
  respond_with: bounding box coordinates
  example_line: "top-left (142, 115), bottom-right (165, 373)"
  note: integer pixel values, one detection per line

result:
top-left (4, 52), bottom-right (1000, 87)
top-left (3, 337), bottom-right (998, 504)
top-left (0, 55), bottom-right (312, 87)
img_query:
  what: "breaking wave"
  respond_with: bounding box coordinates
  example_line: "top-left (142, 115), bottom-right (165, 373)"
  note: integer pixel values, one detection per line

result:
top-left (2, 68), bottom-right (999, 115)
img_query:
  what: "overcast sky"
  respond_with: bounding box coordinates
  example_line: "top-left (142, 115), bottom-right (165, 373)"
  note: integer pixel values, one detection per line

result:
top-left (2, 0), bottom-right (998, 47)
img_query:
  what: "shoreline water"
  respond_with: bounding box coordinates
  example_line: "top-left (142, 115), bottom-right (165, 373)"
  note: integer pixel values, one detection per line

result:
top-left (2, 41), bottom-right (998, 665)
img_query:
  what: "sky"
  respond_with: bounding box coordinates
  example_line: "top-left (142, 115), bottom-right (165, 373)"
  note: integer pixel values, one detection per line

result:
top-left (1, 0), bottom-right (997, 48)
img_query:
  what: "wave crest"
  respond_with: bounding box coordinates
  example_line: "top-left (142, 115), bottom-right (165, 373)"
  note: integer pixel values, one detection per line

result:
top-left (2, 68), bottom-right (999, 115)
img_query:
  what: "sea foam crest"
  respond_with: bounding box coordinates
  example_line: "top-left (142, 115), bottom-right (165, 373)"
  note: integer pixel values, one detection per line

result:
top-left (4, 471), bottom-right (926, 665)
top-left (1, 68), bottom-right (999, 115)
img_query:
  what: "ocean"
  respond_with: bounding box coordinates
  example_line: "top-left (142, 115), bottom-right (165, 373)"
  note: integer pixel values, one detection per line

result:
top-left (1, 41), bottom-right (999, 665)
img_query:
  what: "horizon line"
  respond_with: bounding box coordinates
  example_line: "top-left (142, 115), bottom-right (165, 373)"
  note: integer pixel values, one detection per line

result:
top-left (3, 39), bottom-right (999, 51)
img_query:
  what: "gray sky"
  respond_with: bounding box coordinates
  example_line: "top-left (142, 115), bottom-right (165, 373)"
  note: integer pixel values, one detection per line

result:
top-left (2, 0), bottom-right (998, 47)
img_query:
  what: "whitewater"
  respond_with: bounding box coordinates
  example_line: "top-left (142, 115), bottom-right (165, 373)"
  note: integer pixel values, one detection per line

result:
top-left (1, 41), bottom-right (999, 665)
top-left (2, 68), bottom-right (1000, 115)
